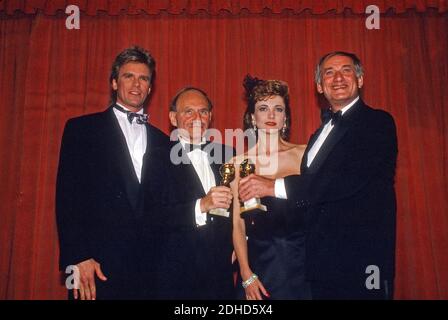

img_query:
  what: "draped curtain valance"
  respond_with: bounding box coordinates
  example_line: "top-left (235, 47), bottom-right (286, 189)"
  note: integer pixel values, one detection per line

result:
top-left (1, 0), bottom-right (447, 16)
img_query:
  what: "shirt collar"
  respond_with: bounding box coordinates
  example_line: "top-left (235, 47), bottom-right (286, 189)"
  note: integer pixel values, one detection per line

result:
top-left (338, 96), bottom-right (359, 116)
top-left (179, 136), bottom-right (206, 146)
top-left (178, 136), bottom-right (207, 154)
top-left (115, 102), bottom-right (144, 114)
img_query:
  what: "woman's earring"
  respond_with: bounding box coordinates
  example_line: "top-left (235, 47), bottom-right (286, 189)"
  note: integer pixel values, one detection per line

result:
top-left (281, 123), bottom-right (287, 136)
top-left (252, 120), bottom-right (257, 132)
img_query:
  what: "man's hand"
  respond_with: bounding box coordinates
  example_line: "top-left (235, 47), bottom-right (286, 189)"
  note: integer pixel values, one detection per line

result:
top-left (238, 174), bottom-right (275, 202)
top-left (200, 186), bottom-right (233, 212)
top-left (73, 258), bottom-right (107, 300)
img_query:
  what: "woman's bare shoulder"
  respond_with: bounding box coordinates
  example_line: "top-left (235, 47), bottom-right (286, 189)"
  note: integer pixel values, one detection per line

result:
top-left (293, 143), bottom-right (307, 154)
top-left (282, 142), bottom-right (307, 155)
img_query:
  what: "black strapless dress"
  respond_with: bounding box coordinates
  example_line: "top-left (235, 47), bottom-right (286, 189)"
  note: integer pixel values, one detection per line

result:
top-left (237, 196), bottom-right (311, 300)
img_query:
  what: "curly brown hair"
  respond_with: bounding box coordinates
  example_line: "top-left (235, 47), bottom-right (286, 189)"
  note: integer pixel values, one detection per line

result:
top-left (242, 74), bottom-right (291, 140)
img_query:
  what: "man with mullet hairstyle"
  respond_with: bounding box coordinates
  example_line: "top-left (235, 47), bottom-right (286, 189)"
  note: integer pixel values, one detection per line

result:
top-left (56, 46), bottom-right (168, 300)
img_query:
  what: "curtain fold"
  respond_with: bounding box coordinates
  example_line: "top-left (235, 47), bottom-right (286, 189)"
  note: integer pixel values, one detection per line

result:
top-left (1, 0), bottom-right (447, 16)
top-left (0, 2), bottom-right (447, 299)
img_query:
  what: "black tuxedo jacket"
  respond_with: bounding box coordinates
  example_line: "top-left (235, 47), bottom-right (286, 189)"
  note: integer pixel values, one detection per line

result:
top-left (141, 141), bottom-right (235, 299)
top-left (284, 99), bottom-right (398, 299)
top-left (56, 106), bottom-right (169, 299)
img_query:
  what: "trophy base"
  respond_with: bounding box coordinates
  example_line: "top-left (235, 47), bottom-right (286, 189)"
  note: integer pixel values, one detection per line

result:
top-left (240, 197), bottom-right (267, 215)
top-left (240, 203), bottom-right (267, 214)
top-left (209, 208), bottom-right (230, 218)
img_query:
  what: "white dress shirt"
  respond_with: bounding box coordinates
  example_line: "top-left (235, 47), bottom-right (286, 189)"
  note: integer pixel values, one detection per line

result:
top-left (179, 138), bottom-right (216, 226)
top-left (275, 97), bottom-right (360, 199)
top-left (112, 103), bottom-right (147, 183)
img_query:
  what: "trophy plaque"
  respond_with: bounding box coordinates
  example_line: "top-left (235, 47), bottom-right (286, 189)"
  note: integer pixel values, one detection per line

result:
top-left (239, 159), bottom-right (267, 214)
top-left (209, 163), bottom-right (235, 218)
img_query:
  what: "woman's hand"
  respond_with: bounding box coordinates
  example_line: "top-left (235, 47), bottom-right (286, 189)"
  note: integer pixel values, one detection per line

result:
top-left (244, 276), bottom-right (270, 300)
top-left (241, 271), bottom-right (270, 300)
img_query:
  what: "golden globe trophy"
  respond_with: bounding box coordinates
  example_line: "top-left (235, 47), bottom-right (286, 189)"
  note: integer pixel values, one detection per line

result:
top-left (209, 163), bottom-right (235, 218)
top-left (239, 159), bottom-right (267, 215)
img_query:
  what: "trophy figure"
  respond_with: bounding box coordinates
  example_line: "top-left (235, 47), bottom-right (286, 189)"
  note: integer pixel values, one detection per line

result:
top-left (209, 163), bottom-right (235, 218)
top-left (239, 159), bottom-right (267, 214)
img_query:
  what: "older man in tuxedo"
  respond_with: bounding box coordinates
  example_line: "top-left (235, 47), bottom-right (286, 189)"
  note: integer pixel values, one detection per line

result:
top-left (238, 51), bottom-right (398, 299)
top-left (56, 46), bottom-right (168, 299)
top-left (141, 87), bottom-right (235, 299)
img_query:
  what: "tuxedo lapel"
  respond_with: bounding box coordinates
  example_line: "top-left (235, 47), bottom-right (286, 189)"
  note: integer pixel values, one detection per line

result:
top-left (178, 142), bottom-right (208, 196)
top-left (210, 162), bottom-right (221, 186)
top-left (208, 143), bottom-right (223, 186)
top-left (306, 124), bottom-right (348, 174)
top-left (140, 123), bottom-right (153, 186)
top-left (303, 100), bottom-right (364, 175)
top-left (141, 123), bottom-right (170, 185)
top-left (301, 125), bottom-right (325, 174)
top-left (105, 108), bottom-right (140, 210)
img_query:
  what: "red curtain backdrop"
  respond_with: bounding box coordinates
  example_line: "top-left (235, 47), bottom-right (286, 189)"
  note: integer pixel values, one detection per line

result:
top-left (1, 0), bottom-right (447, 299)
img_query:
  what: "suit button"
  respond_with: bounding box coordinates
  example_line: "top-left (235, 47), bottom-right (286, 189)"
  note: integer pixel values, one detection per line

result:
top-left (297, 200), bottom-right (307, 208)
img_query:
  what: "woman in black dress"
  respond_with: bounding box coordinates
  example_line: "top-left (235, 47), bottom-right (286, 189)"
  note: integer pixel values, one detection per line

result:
top-left (232, 75), bottom-right (311, 300)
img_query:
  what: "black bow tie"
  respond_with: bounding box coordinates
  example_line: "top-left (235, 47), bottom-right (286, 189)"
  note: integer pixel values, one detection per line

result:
top-left (114, 105), bottom-right (148, 124)
top-left (321, 109), bottom-right (342, 125)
